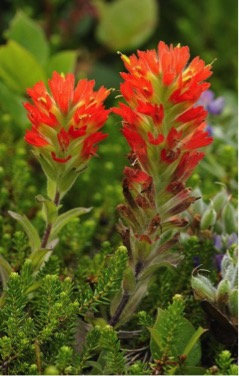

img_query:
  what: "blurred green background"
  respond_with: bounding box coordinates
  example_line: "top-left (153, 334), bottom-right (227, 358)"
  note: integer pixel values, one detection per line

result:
top-left (0, 0), bottom-right (237, 93)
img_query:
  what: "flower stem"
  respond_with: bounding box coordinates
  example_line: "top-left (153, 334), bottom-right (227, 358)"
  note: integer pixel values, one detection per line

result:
top-left (109, 261), bottom-right (144, 327)
top-left (109, 292), bottom-right (130, 327)
top-left (40, 190), bottom-right (60, 249)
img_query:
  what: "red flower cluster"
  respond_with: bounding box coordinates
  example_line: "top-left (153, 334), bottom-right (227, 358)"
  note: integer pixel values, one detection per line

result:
top-left (24, 72), bottom-right (110, 165)
top-left (114, 41), bottom-right (213, 249)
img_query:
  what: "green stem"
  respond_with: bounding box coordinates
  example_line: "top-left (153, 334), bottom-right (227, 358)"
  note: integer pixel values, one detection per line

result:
top-left (40, 190), bottom-right (60, 249)
top-left (109, 261), bottom-right (144, 327)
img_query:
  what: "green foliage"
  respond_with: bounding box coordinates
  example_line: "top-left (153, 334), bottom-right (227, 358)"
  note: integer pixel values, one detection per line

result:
top-left (206, 350), bottom-right (238, 375)
top-left (0, 263), bottom-right (79, 374)
top-left (77, 245), bottom-right (128, 317)
top-left (98, 325), bottom-right (126, 375)
top-left (94, 0), bottom-right (158, 51)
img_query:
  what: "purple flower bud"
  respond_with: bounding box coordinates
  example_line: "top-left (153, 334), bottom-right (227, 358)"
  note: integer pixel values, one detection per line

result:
top-left (197, 90), bottom-right (225, 115)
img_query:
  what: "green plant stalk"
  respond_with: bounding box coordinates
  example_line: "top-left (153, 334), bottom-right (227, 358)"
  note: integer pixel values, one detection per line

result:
top-left (40, 190), bottom-right (60, 249)
top-left (109, 261), bottom-right (143, 327)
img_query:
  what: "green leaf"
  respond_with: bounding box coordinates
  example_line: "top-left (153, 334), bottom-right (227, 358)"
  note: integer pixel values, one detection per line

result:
top-left (0, 40), bottom-right (46, 94)
top-left (182, 327), bottom-right (207, 358)
top-left (150, 309), bottom-right (202, 366)
top-left (0, 255), bottom-right (13, 288)
top-left (8, 211), bottom-right (41, 252)
top-left (5, 10), bottom-right (49, 65)
top-left (35, 194), bottom-right (58, 224)
top-left (51, 207), bottom-right (92, 239)
top-left (94, 0), bottom-right (158, 51)
top-left (149, 327), bottom-right (164, 350)
top-left (29, 249), bottom-right (52, 271)
top-left (0, 81), bottom-right (26, 126)
top-left (46, 50), bottom-right (77, 76)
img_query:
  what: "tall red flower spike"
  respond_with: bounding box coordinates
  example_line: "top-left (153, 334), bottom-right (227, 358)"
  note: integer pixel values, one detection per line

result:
top-left (24, 72), bottom-right (110, 197)
top-left (110, 42), bottom-right (213, 326)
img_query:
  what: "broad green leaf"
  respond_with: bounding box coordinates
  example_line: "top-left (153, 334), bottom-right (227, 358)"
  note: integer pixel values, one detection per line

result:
top-left (8, 211), bottom-right (41, 252)
top-left (51, 207), bottom-right (92, 238)
top-left (150, 308), bottom-right (202, 366)
top-left (0, 255), bottom-right (13, 288)
top-left (5, 10), bottom-right (49, 65)
top-left (46, 50), bottom-right (77, 76)
top-left (0, 81), bottom-right (26, 126)
top-left (94, 0), bottom-right (158, 51)
top-left (149, 327), bottom-right (164, 351)
top-left (29, 249), bottom-right (52, 271)
top-left (182, 327), bottom-right (207, 358)
top-left (0, 40), bottom-right (46, 94)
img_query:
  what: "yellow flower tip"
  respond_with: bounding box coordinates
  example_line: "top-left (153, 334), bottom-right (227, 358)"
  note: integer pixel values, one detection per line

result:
top-left (60, 72), bottom-right (65, 79)
top-left (38, 97), bottom-right (47, 104)
top-left (118, 51), bottom-right (130, 65)
top-left (209, 58), bottom-right (217, 66)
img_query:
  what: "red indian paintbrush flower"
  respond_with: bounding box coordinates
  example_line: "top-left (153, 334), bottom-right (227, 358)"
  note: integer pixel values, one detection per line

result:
top-left (109, 42), bottom-right (213, 326)
top-left (24, 72), bottom-right (110, 197)
top-left (24, 71), bottom-right (109, 165)
top-left (113, 42), bottom-right (213, 227)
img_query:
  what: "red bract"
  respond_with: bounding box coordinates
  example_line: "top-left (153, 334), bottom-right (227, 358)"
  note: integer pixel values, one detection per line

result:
top-left (24, 72), bottom-right (110, 167)
top-left (113, 41), bottom-right (213, 188)
top-left (114, 40), bottom-right (213, 253)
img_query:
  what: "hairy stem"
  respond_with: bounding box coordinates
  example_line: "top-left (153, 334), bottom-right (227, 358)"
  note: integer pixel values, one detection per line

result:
top-left (109, 261), bottom-right (144, 327)
top-left (40, 190), bottom-right (60, 249)
top-left (109, 293), bottom-right (130, 327)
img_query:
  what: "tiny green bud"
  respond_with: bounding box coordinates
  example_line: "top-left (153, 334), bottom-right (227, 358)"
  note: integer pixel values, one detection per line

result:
top-left (191, 274), bottom-right (216, 303)
top-left (228, 289), bottom-right (238, 318)
top-left (173, 294), bottom-right (183, 301)
top-left (216, 279), bottom-right (231, 304)
top-left (200, 206), bottom-right (217, 230)
top-left (44, 366), bottom-right (59, 375)
top-left (10, 272), bottom-right (19, 279)
top-left (222, 202), bottom-right (237, 234)
top-left (212, 190), bottom-right (228, 213)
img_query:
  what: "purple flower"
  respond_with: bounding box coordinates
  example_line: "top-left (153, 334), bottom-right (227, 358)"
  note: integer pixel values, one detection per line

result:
top-left (206, 124), bottom-right (213, 137)
top-left (213, 233), bottom-right (238, 251)
top-left (197, 90), bottom-right (225, 115)
top-left (214, 253), bottom-right (224, 272)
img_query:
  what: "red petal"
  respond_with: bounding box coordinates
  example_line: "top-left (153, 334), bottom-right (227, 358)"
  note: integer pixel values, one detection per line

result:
top-left (25, 129), bottom-right (49, 147)
top-left (51, 152), bottom-right (72, 163)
